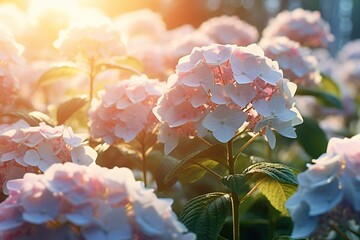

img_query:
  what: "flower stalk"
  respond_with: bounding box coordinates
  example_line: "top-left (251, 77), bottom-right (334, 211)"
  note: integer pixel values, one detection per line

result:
top-left (227, 140), bottom-right (240, 240)
top-left (89, 58), bottom-right (96, 102)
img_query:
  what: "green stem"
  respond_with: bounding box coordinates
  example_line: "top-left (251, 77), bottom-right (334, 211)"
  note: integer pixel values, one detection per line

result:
top-left (198, 137), bottom-right (213, 147)
top-left (227, 140), bottom-right (240, 240)
top-left (89, 58), bottom-right (96, 102)
top-left (346, 226), bottom-right (360, 237)
top-left (336, 221), bottom-right (360, 238)
top-left (239, 178), bottom-right (265, 204)
top-left (139, 132), bottom-right (148, 188)
top-left (329, 223), bottom-right (351, 240)
top-left (230, 122), bottom-right (249, 142)
top-left (142, 149), bottom-right (147, 188)
top-left (234, 132), bottom-right (261, 160)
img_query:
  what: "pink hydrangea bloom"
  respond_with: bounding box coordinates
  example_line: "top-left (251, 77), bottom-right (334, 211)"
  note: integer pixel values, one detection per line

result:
top-left (153, 43), bottom-right (303, 154)
top-left (54, 18), bottom-right (126, 62)
top-left (127, 41), bottom-right (166, 78)
top-left (262, 8), bottom-right (334, 48)
top-left (165, 27), bottom-right (213, 70)
top-left (0, 4), bottom-right (27, 39)
top-left (260, 37), bottom-right (321, 86)
top-left (286, 134), bottom-right (360, 239)
top-left (0, 162), bottom-right (196, 240)
top-left (0, 23), bottom-right (24, 65)
top-left (337, 39), bottom-right (360, 62)
top-left (0, 23), bottom-right (24, 113)
top-left (198, 15), bottom-right (259, 45)
top-left (0, 66), bottom-right (19, 113)
top-left (0, 120), bottom-right (97, 193)
top-left (113, 9), bottom-right (168, 78)
top-left (89, 74), bottom-right (165, 144)
top-left (336, 60), bottom-right (360, 97)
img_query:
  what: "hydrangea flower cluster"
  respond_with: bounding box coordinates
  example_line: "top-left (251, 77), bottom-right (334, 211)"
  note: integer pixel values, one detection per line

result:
top-left (0, 3), bottom-right (27, 39)
top-left (165, 26), bottom-right (212, 70)
top-left (332, 39), bottom-right (360, 97)
top-left (54, 18), bottom-right (126, 62)
top-left (89, 74), bottom-right (165, 144)
top-left (286, 134), bottom-right (360, 239)
top-left (260, 37), bottom-right (321, 86)
top-left (262, 8), bottom-right (334, 48)
top-left (0, 120), bottom-right (97, 193)
top-left (198, 15), bottom-right (259, 46)
top-left (153, 43), bottom-right (303, 154)
top-left (114, 8), bottom-right (166, 41)
top-left (0, 162), bottom-right (196, 240)
top-left (0, 23), bottom-right (24, 113)
top-left (337, 39), bottom-right (360, 62)
top-left (113, 9), bottom-right (168, 78)
top-left (337, 60), bottom-right (360, 96)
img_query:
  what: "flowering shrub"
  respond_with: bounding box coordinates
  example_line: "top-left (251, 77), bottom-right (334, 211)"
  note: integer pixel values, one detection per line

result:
top-left (0, 162), bottom-right (195, 240)
top-left (0, 120), bottom-right (97, 193)
top-left (286, 134), bottom-right (360, 239)
top-left (154, 43), bottom-right (302, 154)
top-left (262, 8), bottom-right (334, 48)
top-left (89, 74), bottom-right (165, 144)
top-left (0, 2), bottom-right (359, 239)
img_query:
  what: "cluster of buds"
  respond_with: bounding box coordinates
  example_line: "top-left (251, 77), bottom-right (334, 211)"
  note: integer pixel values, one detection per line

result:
top-left (0, 162), bottom-right (195, 240)
top-left (153, 43), bottom-right (302, 154)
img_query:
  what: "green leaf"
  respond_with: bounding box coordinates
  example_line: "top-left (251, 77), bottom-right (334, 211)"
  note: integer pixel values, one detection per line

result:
top-left (36, 65), bottom-right (84, 89)
top-left (164, 144), bottom-right (227, 184)
top-left (217, 236), bottom-right (228, 240)
top-left (96, 56), bottom-right (143, 75)
top-left (296, 87), bottom-right (342, 109)
top-left (243, 162), bottom-right (298, 185)
top-left (257, 177), bottom-right (297, 216)
top-left (176, 159), bottom-right (221, 184)
top-left (319, 73), bottom-right (341, 97)
top-left (296, 117), bottom-right (328, 159)
top-left (56, 96), bottom-right (89, 125)
top-left (153, 152), bottom-right (181, 191)
top-left (180, 192), bottom-right (231, 240)
top-left (2, 111), bottom-right (54, 126)
top-left (221, 174), bottom-right (246, 195)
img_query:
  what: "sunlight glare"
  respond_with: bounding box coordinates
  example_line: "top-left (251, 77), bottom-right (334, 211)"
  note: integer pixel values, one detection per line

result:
top-left (26, 0), bottom-right (107, 34)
